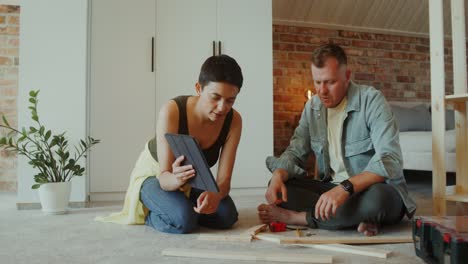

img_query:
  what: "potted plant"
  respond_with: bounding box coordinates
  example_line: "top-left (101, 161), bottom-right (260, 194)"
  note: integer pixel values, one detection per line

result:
top-left (0, 90), bottom-right (100, 214)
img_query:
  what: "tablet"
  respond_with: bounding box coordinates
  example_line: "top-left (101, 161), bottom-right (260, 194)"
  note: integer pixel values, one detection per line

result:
top-left (164, 133), bottom-right (219, 192)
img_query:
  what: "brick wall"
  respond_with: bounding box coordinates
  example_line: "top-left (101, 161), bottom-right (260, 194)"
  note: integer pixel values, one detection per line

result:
top-left (273, 24), bottom-right (457, 156)
top-left (0, 5), bottom-right (19, 191)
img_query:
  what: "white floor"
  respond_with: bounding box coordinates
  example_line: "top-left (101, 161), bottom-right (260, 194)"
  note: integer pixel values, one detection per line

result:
top-left (0, 187), bottom-right (428, 264)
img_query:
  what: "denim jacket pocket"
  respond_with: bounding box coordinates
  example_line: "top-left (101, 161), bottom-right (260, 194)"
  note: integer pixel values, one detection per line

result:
top-left (344, 137), bottom-right (374, 157)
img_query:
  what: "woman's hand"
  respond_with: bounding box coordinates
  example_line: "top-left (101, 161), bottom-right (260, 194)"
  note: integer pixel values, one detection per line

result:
top-left (193, 191), bottom-right (222, 214)
top-left (171, 155), bottom-right (196, 188)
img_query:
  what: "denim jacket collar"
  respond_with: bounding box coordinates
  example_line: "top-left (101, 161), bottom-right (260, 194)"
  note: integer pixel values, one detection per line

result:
top-left (345, 81), bottom-right (361, 113)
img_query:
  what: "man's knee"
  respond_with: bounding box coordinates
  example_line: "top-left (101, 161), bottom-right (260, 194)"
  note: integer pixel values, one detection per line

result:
top-left (359, 183), bottom-right (400, 217)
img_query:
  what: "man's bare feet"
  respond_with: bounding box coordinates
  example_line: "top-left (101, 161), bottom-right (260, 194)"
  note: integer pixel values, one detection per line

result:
top-left (257, 204), bottom-right (308, 226)
top-left (357, 222), bottom-right (379, 236)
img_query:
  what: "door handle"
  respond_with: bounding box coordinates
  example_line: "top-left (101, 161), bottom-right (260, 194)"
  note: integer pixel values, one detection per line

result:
top-left (212, 41), bottom-right (216, 56)
top-left (218, 41), bottom-right (222, 55)
top-left (151, 37), bottom-right (155, 72)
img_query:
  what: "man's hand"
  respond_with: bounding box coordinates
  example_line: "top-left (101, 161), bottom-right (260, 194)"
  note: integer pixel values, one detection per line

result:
top-left (265, 169), bottom-right (288, 205)
top-left (194, 191), bottom-right (222, 214)
top-left (314, 185), bottom-right (349, 220)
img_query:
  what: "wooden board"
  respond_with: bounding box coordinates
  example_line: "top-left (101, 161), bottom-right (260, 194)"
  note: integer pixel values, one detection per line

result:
top-left (198, 234), bottom-right (252, 243)
top-left (255, 234), bottom-right (281, 244)
top-left (289, 243), bottom-right (391, 259)
top-left (243, 224), bottom-right (268, 236)
top-left (280, 235), bottom-right (413, 245)
top-left (161, 248), bottom-right (333, 263)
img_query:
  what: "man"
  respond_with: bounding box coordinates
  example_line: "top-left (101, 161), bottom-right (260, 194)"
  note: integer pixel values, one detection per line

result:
top-left (258, 43), bottom-right (416, 236)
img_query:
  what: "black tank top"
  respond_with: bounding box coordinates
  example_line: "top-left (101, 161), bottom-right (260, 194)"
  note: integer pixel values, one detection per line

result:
top-left (149, 95), bottom-right (234, 167)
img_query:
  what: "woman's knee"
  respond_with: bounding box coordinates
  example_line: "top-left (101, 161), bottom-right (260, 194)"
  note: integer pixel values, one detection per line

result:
top-left (140, 177), bottom-right (161, 211)
top-left (141, 177), bottom-right (199, 233)
top-left (212, 197), bottom-right (239, 229)
top-left (147, 208), bottom-right (199, 234)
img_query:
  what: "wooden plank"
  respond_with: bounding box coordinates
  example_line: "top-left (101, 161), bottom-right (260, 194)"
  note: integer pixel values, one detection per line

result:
top-left (197, 234), bottom-right (252, 243)
top-left (289, 243), bottom-right (391, 259)
top-left (255, 234), bottom-right (281, 244)
top-left (429, 0), bottom-right (447, 216)
top-left (455, 102), bottom-right (468, 194)
top-left (445, 193), bottom-right (468, 203)
top-left (243, 224), bottom-right (268, 236)
top-left (445, 93), bottom-right (468, 103)
top-left (450, 0), bottom-right (468, 218)
top-left (161, 248), bottom-right (333, 263)
top-left (279, 235), bottom-right (413, 245)
top-left (456, 202), bottom-right (468, 216)
top-left (450, 0), bottom-right (467, 96)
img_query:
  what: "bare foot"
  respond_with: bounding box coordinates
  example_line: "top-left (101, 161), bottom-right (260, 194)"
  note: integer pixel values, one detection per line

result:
top-left (257, 204), bottom-right (308, 226)
top-left (357, 222), bottom-right (379, 236)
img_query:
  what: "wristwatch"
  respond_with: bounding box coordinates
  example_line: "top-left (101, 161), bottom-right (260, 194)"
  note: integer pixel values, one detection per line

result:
top-left (340, 179), bottom-right (354, 195)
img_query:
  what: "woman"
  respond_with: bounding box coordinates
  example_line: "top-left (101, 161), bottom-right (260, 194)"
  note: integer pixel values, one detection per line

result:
top-left (97, 55), bottom-right (243, 234)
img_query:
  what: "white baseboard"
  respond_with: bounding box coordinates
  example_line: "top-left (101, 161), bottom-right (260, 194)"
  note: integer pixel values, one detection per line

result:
top-left (89, 187), bottom-right (267, 202)
top-left (89, 192), bottom-right (125, 202)
top-left (229, 187), bottom-right (266, 197)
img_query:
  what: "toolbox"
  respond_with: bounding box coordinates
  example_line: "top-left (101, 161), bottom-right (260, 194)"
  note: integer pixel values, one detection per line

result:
top-left (412, 216), bottom-right (468, 264)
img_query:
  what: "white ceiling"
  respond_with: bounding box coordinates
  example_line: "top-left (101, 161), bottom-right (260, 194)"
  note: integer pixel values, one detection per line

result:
top-left (272, 0), bottom-right (468, 36)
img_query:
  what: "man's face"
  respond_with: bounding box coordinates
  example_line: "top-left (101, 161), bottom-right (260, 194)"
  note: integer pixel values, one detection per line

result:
top-left (311, 57), bottom-right (351, 108)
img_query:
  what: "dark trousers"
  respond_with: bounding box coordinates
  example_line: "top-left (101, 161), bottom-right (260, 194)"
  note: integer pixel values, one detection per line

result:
top-left (140, 176), bottom-right (238, 234)
top-left (279, 178), bottom-right (405, 230)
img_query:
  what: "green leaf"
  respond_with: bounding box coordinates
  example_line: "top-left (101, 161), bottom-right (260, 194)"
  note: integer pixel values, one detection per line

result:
top-left (45, 130), bottom-right (51, 141)
top-left (29, 90), bottom-right (37, 97)
top-left (32, 115), bottom-right (38, 122)
top-left (39, 126), bottom-right (45, 135)
top-left (0, 137), bottom-right (6, 145)
top-left (29, 126), bottom-right (37, 133)
top-left (29, 98), bottom-right (36, 104)
top-left (31, 184), bottom-right (41, 189)
top-left (1, 115), bottom-right (10, 127)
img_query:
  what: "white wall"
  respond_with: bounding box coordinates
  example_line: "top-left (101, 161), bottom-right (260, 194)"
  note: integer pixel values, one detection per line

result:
top-left (0, 0), bottom-right (20, 5)
top-left (18, 0), bottom-right (88, 203)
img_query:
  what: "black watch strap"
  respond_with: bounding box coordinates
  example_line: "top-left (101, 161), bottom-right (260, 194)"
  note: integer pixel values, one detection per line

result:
top-left (340, 179), bottom-right (354, 195)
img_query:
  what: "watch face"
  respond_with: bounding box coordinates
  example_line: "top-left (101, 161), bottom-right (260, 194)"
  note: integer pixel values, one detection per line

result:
top-left (340, 180), bottom-right (353, 194)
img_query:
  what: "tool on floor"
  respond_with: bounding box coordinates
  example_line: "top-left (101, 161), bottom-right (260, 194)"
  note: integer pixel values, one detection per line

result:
top-left (286, 224), bottom-right (308, 230)
top-left (269, 221), bottom-right (287, 232)
top-left (412, 216), bottom-right (468, 264)
top-left (295, 228), bottom-right (302, 237)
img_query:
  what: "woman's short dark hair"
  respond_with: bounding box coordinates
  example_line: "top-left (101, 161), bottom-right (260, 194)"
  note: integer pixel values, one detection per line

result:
top-left (311, 43), bottom-right (347, 67)
top-left (198, 54), bottom-right (243, 91)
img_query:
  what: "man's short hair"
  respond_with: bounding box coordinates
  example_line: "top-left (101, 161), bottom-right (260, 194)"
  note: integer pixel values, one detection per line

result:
top-left (198, 54), bottom-right (243, 91)
top-left (311, 43), bottom-right (348, 67)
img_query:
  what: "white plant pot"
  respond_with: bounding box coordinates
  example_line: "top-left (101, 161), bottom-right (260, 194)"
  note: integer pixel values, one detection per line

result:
top-left (38, 181), bottom-right (72, 215)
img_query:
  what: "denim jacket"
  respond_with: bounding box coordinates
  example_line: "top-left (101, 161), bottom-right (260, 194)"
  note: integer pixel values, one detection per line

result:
top-left (266, 81), bottom-right (417, 218)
